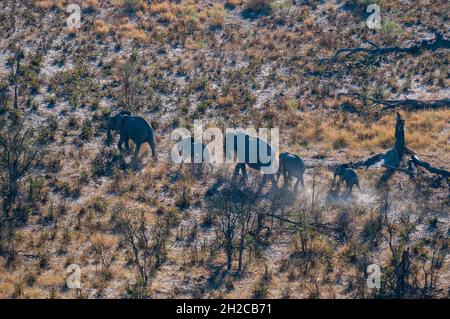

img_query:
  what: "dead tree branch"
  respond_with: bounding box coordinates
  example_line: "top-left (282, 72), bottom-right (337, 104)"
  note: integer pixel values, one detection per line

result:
top-left (268, 213), bottom-right (333, 232)
top-left (410, 155), bottom-right (450, 178)
top-left (348, 113), bottom-right (449, 181)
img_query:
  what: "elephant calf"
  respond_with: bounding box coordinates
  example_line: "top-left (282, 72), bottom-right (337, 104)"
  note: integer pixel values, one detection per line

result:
top-left (107, 111), bottom-right (156, 162)
top-left (333, 164), bottom-right (360, 194)
top-left (278, 152), bottom-right (305, 191)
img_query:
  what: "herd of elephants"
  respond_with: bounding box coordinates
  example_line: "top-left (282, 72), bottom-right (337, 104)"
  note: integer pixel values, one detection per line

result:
top-left (106, 110), bottom-right (361, 195)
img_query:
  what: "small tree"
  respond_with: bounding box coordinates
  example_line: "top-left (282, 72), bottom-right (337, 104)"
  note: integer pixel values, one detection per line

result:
top-left (7, 45), bottom-right (24, 109)
top-left (376, 187), bottom-right (449, 298)
top-left (0, 116), bottom-right (43, 256)
top-left (0, 81), bottom-right (8, 111)
top-left (412, 230), bottom-right (449, 297)
top-left (117, 210), bottom-right (171, 297)
top-left (208, 177), bottom-right (264, 272)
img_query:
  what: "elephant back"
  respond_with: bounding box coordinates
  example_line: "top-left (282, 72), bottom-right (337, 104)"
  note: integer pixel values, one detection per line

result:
top-left (122, 116), bottom-right (153, 143)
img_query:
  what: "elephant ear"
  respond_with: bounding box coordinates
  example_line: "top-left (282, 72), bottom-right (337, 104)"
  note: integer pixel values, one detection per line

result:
top-left (109, 114), bottom-right (123, 130)
top-left (116, 115), bottom-right (125, 128)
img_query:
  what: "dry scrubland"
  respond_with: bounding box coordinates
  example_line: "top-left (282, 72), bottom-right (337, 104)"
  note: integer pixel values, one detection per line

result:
top-left (0, 0), bottom-right (449, 298)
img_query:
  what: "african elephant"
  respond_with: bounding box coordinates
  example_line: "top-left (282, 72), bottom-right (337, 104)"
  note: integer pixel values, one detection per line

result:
top-left (106, 111), bottom-right (156, 162)
top-left (223, 131), bottom-right (278, 189)
top-left (333, 163), bottom-right (360, 195)
top-left (278, 152), bottom-right (305, 191)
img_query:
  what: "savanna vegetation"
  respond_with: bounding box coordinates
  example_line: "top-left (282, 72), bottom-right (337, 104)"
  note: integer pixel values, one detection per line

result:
top-left (0, 0), bottom-right (448, 298)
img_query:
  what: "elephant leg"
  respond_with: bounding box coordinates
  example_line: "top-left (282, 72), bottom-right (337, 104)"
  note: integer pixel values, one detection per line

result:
top-left (147, 137), bottom-right (156, 157)
top-left (269, 174), bottom-right (278, 189)
top-left (241, 164), bottom-right (247, 180)
top-left (300, 173), bottom-right (305, 187)
top-left (125, 138), bottom-right (130, 152)
top-left (233, 164), bottom-right (242, 180)
top-left (336, 177), bottom-right (341, 189)
top-left (261, 174), bottom-right (267, 187)
top-left (286, 175), bottom-right (292, 188)
top-left (283, 171), bottom-right (289, 188)
top-left (294, 178), bottom-right (300, 192)
top-left (344, 181), bottom-right (351, 196)
top-left (132, 142), bottom-right (141, 163)
top-left (118, 138), bottom-right (124, 152)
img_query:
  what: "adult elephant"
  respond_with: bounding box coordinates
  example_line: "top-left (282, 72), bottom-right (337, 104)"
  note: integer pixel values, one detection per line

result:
top-left (106, 111), bottom-right (156, 162)
top-left (278, 152), bottom-right (305, 191)
top-left (223, 131), bottom-right (278, 189)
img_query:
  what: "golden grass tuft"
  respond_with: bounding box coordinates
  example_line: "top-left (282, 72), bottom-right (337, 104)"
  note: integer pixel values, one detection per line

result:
top-left (37, 272), bottom-right (65, 288)
top-left (84, 0), bottom-right (100, 9)
top-left (90, 233), bottom-right (117, 249)
top-left (209, 3), bottom-right (227, 28)
top-left (226, 0), bottom-right (241, 7)
top-left (94, 20), bottom-right (112, 35)
top-left (119, 24), bottom-right (150, 42)
top-left (34, 0), bottom-right (66, 10)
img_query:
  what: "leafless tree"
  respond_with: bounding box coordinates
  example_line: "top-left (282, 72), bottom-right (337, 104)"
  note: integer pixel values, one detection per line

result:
top-left (117, 211), bottom-right (171, 295)
top-left (377, 188), bottom-right (449, 298)
top-left (0, 117), bottom-right (43, 259)
top-left (0, 118), bottom-right (42, 220)
top-left (7, 45), bottom-right (24, 109)
top-left (207, 177), bottom-right (265, 272)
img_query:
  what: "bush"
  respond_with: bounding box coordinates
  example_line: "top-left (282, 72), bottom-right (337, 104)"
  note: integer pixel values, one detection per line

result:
top-left (91, 148), bottom-right (117, 177)
top-left (361, 216), bottom-right (382, 248)
top-left (334, 211), bottom-right (353, 243)
top-left (252, 266), bottom-right (271, 298)
top-left (80, 120), bottom-right (93, 141)
top-left (242, 0), bottom-right (274, 18)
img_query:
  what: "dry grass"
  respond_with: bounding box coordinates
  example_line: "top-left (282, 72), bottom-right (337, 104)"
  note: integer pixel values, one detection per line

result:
top-left (94, 20), bottom-right (112, 35)
top-left (119, 23), bottom-right (150, 42)
top-left (34, 0), bottom-right (66, 10)
top-left (0, 0), bottom-right (448, 300)
top-left (288, 109), bottom-right (449, 157)
top-left (209, 3), bottom-right (227, 28)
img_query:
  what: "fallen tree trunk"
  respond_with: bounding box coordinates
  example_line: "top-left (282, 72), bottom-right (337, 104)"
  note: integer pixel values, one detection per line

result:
top-left (338, 93), bottom-right (450, 111)
top-left (323, 32), bottom-right (449, 62)
top-left (377, 98), bottom-right (450, 111)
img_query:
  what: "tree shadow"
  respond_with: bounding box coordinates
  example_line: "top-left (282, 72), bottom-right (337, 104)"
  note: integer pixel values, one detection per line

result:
top-left (207, 264), bottom-right (229, 291)
top-left (241, 6), bottom-right (272, 20)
